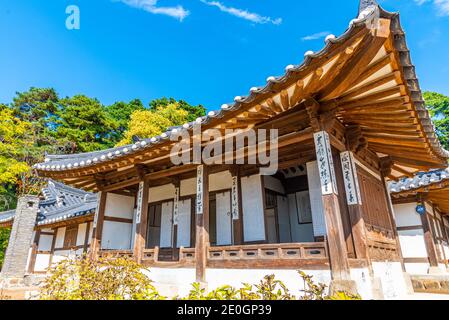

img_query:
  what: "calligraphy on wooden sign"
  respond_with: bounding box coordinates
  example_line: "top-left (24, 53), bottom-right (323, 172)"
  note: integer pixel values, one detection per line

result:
top-left (196, 165), bottom-right (204, 215)
top-left (135, 181), bottom-right (144, 224)
top-left (173, 186), bottom-right (180, 225)
top-left (93, 191), bottom-right (102, 229)
top-left (231, 175), bottom-right (239, 220)
top-left (313, 131), bottom-right (338, 195)
top-left (340, 151), bottom-right (362, 205)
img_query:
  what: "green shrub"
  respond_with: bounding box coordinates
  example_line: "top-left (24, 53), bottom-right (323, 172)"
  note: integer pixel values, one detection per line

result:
top-left (40, 256), bottom-right (360, 300)
top-left (40, 255), bottom-right (165, 300)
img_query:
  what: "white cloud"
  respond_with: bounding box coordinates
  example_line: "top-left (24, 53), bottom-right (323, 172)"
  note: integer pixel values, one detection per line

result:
top-left (414, 0), bottom-right (449, 16)
top-left (301, 31), bottom-right (331, 41)
top-left (435, 0), bottom-right (449, 15)
top-left (116, 0), bottom-right (190, 21)
top-left (200, 0), bottom-right (282, 25)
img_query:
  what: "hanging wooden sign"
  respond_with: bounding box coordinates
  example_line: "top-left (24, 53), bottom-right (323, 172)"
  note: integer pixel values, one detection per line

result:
top-left (93, 191), bottom-right (102, 229)
top-left (135, 181), bottom-right (144, 224)
top-left (231, 175), bottom-right (239, 220)
top-left (340, 151), bottom-right (362, 205)
top-left (173, 186), bottom-right (180, 225)
top-left (196, 165), bottom-right (204, 215)
top-left (313, 131), bottom-right (338, 195)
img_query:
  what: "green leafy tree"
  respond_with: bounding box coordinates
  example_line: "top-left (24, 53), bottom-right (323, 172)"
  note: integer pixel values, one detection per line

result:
top-left (0, 107), bottom-right (31, 192)
top-left (117, 103), bottom-right (189, 146)
top-left (423, 91), bottom-right (449, 150)
top-left (149, 97), bottom-right (206, 122)
top-left (56, 95), bottom-right (118, 152)
top-left (106, 99), bottom-right (145, 138)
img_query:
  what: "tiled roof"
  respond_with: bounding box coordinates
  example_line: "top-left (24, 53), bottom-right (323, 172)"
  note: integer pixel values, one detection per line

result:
top-left (389, 169), bottom-right (449, 193)
top-left (0, 180), bottom-right (97, 227)
top-left (33, 0), bottom-right (448, 174)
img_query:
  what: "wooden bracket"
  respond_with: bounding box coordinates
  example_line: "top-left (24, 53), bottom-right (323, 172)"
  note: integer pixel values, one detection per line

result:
top-left (346, 125), bottom-right (368, 154)
top-left (379, 156), bottom-right (393, 178)
top-left (135, 164), bottom-right (148, 180)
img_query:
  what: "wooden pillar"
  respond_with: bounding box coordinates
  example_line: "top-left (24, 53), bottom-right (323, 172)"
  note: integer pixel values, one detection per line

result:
top-left (27, 229), bottom-right (41, 273)
top-left (133, 180), bottom-right (150, 264)
top-left (313, 131), bottom-right (351, 281)
top-left (418, 195), bottom-right (439, 268)
top-left (339, 151), bottom-right (369, 260)
top-left (172, 178), bottom-right (180, 259)
top-left (83, 222), bottom-right (91, 253)
top-left (90, 191), bottom-right (107, 260)
top-left (380, 169), bottom-right (407, 272)
top-left (433, 206), bottom-right (448, 267)
top-left (195, 165), bottom-right (209, 283)
top-left (231, 166), bottom-right (243, 245)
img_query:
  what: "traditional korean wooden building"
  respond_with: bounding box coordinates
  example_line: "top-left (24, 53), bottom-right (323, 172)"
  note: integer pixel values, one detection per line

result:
top-left (390, 169), bottom-right (449, 276)
top-left (0, 180), bottom-right (96, 275)
top-left (7, 0), bottom-right (448, 298)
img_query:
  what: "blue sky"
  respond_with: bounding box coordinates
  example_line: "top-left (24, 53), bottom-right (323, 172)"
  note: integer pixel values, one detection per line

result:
top-left (0, 0), bottom-right (448, 111)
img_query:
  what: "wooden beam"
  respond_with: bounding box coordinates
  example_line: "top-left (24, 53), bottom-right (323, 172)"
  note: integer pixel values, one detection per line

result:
top-left (419, 195), bottom-right (439, 268)
top-left (133, 180), bottom-right (150, 264)
top-left (319, 31), bottom-right (388, 101)
top-left (90, 191), bottom-right (107, 260)
top-left (195, 165), bottom-right (209, 283)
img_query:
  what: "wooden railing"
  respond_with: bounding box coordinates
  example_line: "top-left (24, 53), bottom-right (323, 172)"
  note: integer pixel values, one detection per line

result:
top-left (365, 224), bottom-right (399, 261)
top-left (208, 242), bottom-right (327, 261)
top-left (99, 250), bottom-right (134, 259)
top-left (141, 246), bottom-right (195, 264)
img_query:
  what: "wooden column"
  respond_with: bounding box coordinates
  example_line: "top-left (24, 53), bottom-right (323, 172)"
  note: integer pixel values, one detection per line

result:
top-left (172, 178), bottom-right (180, 259)
top-left (339, 151), bottom-right (369, 260)
top-left (231, 166), bottom-right (243, 245)
top-left (380, 167), bottom-right (407, 272)
top-left (418, 195), bottom-right (439, 268)
top-left (27, 229), bottom-right (41, 273)
top-left (195, 165), bottom-right (209, 283)
top-left (313, 131), bottom-right (351, 280)
top-left (90, 191), bottom-right (107, 260)
top-left (433, 206), bottom-right (447, 266)
top-left (133, 180), bottom-right (150, 264)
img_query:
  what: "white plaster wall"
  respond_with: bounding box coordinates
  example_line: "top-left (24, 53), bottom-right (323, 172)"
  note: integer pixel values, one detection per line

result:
top-left (210, 171), bottom-right (232, 192)
top-left (101, 221), bottom-right (132, 250)
top-left (143, 268), bottom-right (196, 298)
top-left (350, 268), bottom-right (373, 300)
top-left (149, 184), bottom-right (175, 203)
top-left (263, 176), bottom-right (285, 194)
top-left (306, 161), bottom-right (326, 237)
top-left (104, 193), bottom-right (134, 219)
top-left (372, 262), bottom-right (407, 299)
top-left (206, 269), bottom-right (332, 297)
top-left (241, 174), bottom-right (265, 242)
top-left (38, 234), bottom-right (53, 251)
top-left (55, 227), bottom-right (65, 249)
top-left (398, 229), bottom-right (428, 258)
top-left (393, 203), bottom-right (421, 227)
top-left (76, 223), bottom-right (87, 246)
top-left (180, 178), bottom-right (195, 197)
top-left (288, 193), bottom-right (314, 243)
top-left (34, 254), bottom-right (51, 272)
top-left (404, 263), bottom-right (430, 275)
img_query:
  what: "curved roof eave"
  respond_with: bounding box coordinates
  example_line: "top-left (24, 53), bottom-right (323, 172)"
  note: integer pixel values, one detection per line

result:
top-left (33, 3), bottom-right (449, 176)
